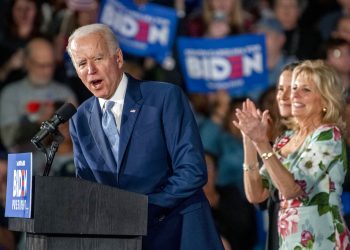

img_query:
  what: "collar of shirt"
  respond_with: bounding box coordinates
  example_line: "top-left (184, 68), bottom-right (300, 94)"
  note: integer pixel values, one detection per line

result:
top-left (99, 73), bottom-right (127, 115)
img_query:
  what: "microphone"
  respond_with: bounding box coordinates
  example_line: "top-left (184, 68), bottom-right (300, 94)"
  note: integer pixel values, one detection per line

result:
top-left (31, 102), bottom-right (77, 144)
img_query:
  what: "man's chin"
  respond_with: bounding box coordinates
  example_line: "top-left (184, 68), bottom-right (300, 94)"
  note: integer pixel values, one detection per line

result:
top-left (90, 89), bottom-right (107, 99)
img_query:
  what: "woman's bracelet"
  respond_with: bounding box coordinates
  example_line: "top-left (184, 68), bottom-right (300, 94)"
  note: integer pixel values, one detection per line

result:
top-left (261, 151), bottom-right (275, 160)
top-left (243, 163), bottom-right (259, 171)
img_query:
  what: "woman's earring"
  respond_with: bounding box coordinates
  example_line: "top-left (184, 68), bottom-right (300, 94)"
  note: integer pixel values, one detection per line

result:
top-left (322, 107), bottom-right (327, 113)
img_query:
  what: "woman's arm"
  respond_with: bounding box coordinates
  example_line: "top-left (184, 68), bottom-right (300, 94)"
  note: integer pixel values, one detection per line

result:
top-left (234, 101), bottom-right (303, 199)
top-left (253, 139), bottom-right (303, 199)
top-left (240, 100), bottom-right (269, 203)
top-left (242, 134), bottom-right (270, 203)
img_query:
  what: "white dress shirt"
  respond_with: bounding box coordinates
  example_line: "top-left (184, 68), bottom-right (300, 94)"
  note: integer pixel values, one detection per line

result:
top-left (99, 73), bottom-right (127, 132)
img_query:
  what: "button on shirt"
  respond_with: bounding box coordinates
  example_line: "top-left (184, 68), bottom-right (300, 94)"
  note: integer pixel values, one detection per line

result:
top-left (99, 73), bottom-right (127, 132)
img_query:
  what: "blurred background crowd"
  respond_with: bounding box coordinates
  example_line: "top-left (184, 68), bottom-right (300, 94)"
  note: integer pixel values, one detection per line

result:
top-left (1, 0), bottom-right (350, 249)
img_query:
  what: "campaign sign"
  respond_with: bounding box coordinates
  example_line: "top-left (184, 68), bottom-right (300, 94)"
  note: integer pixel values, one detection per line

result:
top-left (177, 34), bottom-right (268, 98)
top-left (99, 0), bottom-right (178, 64)
top-left (5, 153), bottom-right (32, 218)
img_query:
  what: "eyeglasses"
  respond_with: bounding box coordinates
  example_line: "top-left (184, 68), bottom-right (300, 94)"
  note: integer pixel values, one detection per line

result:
top-left (29, 58), bottom-right (55, 69)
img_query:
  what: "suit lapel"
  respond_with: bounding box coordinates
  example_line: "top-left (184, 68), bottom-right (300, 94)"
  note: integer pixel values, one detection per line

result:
top-left (89, 98), bottom-right (118, 170)
top-left (119, 76), bottom-right (143, 167)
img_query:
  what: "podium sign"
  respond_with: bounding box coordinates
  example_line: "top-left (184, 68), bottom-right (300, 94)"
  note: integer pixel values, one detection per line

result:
top-left (5, 153), bottom-right (32, 218)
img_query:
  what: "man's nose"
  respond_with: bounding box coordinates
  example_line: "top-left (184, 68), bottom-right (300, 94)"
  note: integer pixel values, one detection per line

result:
top-left (87, 62), bottom-right (97, 74)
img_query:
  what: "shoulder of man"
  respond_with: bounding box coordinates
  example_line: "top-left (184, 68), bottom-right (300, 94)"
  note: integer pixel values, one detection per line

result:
top-left (137, 80), bottom-right (182, 97)
top-left (0, 78), bottom-right (26, 94)
top-left (127, 73), bottom-right (179, 92)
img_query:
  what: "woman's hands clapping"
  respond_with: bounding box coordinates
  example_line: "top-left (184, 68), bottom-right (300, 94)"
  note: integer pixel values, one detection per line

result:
top-left (232, 99), bottom-right (271, 145)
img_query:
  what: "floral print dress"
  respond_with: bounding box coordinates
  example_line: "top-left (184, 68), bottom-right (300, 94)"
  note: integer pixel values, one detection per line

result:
top-left (260, 124), bottom-right (350, 250)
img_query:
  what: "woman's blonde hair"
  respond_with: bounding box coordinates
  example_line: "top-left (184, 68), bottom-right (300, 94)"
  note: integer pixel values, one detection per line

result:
top-left (292, 59), bottom-right (346, 132)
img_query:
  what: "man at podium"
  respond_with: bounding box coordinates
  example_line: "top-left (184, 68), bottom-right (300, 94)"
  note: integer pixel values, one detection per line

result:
top-left (66, 23), bottom-right (224, 250)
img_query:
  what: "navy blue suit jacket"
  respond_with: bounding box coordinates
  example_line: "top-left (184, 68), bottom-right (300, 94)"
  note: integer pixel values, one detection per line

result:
top-left (69, 75), bottom-right (224, 250)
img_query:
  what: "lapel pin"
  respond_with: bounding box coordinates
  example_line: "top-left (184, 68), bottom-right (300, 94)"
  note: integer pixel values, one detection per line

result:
top-left (130, 109), bottom-right (136, 113)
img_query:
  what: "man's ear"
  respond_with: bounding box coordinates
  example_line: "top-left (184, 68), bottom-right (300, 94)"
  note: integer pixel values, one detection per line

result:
top-left (116, 48), bottom-right (124, 69)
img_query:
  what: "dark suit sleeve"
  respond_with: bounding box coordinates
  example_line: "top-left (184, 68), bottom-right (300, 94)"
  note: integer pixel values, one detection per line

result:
top-left (147, 85), bottom-right (207, 208)
top-left (69, 119), bottom-right (96, 181)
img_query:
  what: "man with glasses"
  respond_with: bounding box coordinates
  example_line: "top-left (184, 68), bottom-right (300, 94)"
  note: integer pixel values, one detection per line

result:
top-left (0, 37), bottom-right (77, 174)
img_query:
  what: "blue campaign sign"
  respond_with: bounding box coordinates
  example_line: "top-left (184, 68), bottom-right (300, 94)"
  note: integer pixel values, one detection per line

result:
top-left (177, 34), bottom-right (268, 99)
top-left (99, 0), bottom-right (178, 64)
top-left (5, 153), bottom-right (32, 218)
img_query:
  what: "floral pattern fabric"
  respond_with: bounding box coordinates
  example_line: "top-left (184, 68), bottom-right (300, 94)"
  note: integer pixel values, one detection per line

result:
top-left (260, 125), bottom-right (350, 250)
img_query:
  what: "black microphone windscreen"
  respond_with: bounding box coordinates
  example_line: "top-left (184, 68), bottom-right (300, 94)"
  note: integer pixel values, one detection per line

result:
top-left (55, 103), bottom-right (77, 122)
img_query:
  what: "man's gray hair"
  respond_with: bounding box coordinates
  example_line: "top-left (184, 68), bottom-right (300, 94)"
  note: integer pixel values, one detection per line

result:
top-left (66, 23), bottom-right (119, 60)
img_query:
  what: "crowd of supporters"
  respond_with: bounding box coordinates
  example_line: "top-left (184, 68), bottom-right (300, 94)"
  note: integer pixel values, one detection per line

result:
top-left (1, 0), bottom-right (350, 249)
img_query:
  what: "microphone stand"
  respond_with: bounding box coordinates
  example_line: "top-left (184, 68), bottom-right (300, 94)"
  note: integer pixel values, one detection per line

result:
top-left (31, 129), bottom-right (64, 176)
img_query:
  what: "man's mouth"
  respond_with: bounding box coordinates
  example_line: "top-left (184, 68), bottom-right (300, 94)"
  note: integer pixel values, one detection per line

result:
top-left (90, 79), bottom-right (102, 89)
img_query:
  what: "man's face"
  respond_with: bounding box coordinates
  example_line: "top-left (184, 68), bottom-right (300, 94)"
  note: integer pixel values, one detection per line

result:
top-left (70, 32), bottom-right (124, 99)
top-left (274, 0), bottom-right (300, 30)
top-left (26, 42), bottom-right (55, 85)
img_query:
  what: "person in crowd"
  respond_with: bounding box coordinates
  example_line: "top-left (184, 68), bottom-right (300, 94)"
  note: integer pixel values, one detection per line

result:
top-left (271, 0), bottom-right (322, 60)
top-left (214, 97), bottom-right (258, 250)
top-left (332, 15), bottom-right (350, 44)
top-left (318, 0), bottom-right (350, 41)
top-left (322, 38), bottom-right (350, 96)
top-left (233, 59), bottom-right (350, 249)
top-left (54, 0), bottom-right (100, 65)
top-left (203, 152), bottom-right (232, 250)
top-left (189, 89), bottom-right (257, 250)
top-left (0, 43), bottom-right (25, 93)
top-left (0, 37), bottom-right (77, 174)
top-left (0, 0), bottom-right (43, 51)
top-left (203, 152), bottom-right (220, 210)
top-left (256, 61), bottom-right (300, 250)
top-left (246, 0), bottom-right (275, 20)
top-left (186, 0), bottom-right (254, 37)
top-left (0, 0), bottom-right (44, 87)
top-left (258, 86), bottom-right (278, 141)
top-left (204, 11), bottom-right (233, 39)
top-left (66, 23), bottom-right (224, 250)
top-left (189, 91), bottom-right (230, 172)
top-left (129, 0), bottom-right (188, 92)
top-left (252, 17), bottom-right (296, 100)
top-left (48, 0), bottom-right (99, 104)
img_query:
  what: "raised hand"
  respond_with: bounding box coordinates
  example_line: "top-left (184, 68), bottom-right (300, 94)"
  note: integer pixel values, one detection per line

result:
top-left (233, 100), bottom-right (270, 144)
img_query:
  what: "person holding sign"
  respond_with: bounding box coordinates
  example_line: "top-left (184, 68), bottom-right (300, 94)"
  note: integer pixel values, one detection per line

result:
top-left (66, 23), bottom-right (224, 250)
top-left (234, 60), bottom-right (350, 249)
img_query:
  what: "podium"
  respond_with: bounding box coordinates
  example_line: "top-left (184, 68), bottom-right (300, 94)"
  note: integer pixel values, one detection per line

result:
top-left (8, 176), bottom-right (148, 250)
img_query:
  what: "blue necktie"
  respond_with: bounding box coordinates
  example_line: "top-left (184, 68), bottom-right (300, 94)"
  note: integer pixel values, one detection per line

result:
top-left (102, 101), bottom-right (120, 164)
